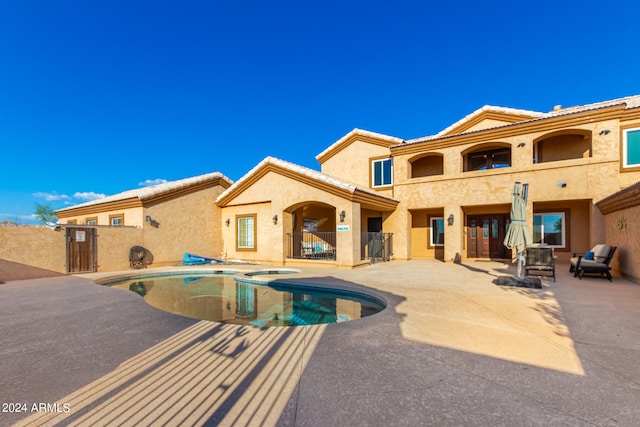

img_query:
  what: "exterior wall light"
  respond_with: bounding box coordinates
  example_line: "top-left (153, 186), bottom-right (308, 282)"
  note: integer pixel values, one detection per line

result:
top-left (517, 142), bottom-right (526, 147)
top-left (273, 214), bottom-right (278, 224)
top-left (447, 214), bottom-right (454, 226)
top-left (339, 210), bottom-right (346, 222)
top-left (599, 129), bottom-right (611, 135)
top-left (145, 215), bottom-right (152, 224)
top-left (225, 218), bottom-right (231, 227)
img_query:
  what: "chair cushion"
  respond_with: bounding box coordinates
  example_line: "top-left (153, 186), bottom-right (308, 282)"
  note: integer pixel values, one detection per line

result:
top-left (584, 251), bottom-right (594, 260)
top-left (576, 259), bottom-right (609, 269)
top-left (591, 244), bottom-right (610, 263)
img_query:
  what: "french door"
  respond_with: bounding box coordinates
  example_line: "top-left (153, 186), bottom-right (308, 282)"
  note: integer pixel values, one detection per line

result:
top-left (467, 215), bottom-right (509, 259)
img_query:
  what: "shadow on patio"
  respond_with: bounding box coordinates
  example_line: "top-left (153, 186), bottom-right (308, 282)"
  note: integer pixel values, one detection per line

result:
top-left (16, 321), bottom-right (325, 426)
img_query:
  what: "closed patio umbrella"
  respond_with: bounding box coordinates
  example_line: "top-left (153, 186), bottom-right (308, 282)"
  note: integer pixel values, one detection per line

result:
top-left (504, 182), bottom-right (532, 278)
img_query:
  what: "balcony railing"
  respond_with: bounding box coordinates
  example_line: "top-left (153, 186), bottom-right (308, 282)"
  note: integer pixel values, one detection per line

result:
top-left (287, 232), bottom-right (336, 260)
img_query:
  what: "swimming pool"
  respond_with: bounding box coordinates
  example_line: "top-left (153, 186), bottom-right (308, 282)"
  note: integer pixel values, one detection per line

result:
top-left (103, 273), bottom-right (385, 327)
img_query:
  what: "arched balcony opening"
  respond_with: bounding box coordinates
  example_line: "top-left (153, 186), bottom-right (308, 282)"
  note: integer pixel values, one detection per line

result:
top-left (462, 142), bottom-right (511, 172)
top-left (409, 153), bottom-right (444, 178)
top-left (533, 130), bottom-right (592, 164)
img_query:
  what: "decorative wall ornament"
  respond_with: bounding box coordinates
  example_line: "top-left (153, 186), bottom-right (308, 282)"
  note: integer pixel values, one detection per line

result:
top-left (617, 216), bottom-right (627, 230)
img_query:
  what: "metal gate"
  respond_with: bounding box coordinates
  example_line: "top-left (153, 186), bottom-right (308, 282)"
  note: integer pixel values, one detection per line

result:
top-left (66, 227), bottom-right (97, 273)
top-left (361, 232), bottom-right (393, 263)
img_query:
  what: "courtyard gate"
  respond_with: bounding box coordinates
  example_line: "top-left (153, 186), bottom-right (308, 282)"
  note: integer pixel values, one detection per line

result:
top-left (66, 227), bottom-right (97, 273)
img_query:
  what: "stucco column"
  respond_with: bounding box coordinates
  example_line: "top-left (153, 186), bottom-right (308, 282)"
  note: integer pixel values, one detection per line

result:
top-left (591, 202), bottom-right (605, 247)
top-left (336, 203), bottom-right (361, 267)
top-left (385, 204), bottom-right (409, 260)
top-left (444, 205), bottom-right (463, 263)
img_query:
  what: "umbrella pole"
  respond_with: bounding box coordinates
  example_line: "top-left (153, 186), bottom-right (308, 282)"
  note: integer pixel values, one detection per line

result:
top-left (516, 251), bottom-right (524, 278)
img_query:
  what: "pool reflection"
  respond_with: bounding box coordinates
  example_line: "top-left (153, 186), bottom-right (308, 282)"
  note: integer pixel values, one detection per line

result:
top-left (109, 275), bottom-right (383, 327)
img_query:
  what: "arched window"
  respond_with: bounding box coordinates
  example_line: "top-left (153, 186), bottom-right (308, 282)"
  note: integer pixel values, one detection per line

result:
top-left (533, 130), bottom-right (592, 163)
top-left (410, 154), bottom-right (444, 178)
top-left (463, 143), bottom-right (511, 172)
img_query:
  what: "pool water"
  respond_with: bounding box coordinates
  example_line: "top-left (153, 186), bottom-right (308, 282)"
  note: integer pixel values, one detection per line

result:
top-left (106, 274), bottom-right (384, 327)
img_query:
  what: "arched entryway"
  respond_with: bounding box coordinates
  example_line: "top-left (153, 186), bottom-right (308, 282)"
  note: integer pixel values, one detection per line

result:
top-left (285, 201), bottom-right (337, 260)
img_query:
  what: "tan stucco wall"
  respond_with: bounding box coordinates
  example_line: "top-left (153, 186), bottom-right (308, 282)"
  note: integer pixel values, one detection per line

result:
top-left (410, 208), bottom-right (444, 259)
top-left (220, 171), bottom-right (363, 268)
top-left (320, 139), bottom-right (391, 188)
top-left (603, 206), bottom-right (640, 282)
top-left (598, 180), bottom-right (640, 283)
top-left (0, 184), bottom-right (225, 274)
top-left (142, 186), bottom-right (225, 265)
top-left (0, 227), bottom-right (67, 273)
top-left (389, 119), bottom-right (640, 262)
top-left (96, 226), bottom-right (144, 271)
top-left (0, 226), bottom-right (143, 275)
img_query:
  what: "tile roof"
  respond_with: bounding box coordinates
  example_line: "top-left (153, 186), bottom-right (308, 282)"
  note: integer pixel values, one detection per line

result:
top-left (315, 128), bottom-right (404, 162)
top-left (433, 105), bottom-right (546, 137)
top-left (56, 172), bottom-right (232, 213)
top-left (400, 94), bottom-right (640, 147)
top-left (215, 156), bottom-right (398, 204)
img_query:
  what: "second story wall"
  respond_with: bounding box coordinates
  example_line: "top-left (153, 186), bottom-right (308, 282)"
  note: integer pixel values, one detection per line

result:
top-left (317, 130), bottom-right (402, 193)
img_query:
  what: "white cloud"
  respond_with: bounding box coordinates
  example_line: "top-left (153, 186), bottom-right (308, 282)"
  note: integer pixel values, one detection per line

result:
top-left (139, 178), bottom-right (167, 187)
top-left (32, 192), bottom-right (71, 201)
top-left (73, 192), bottom-right (106, 201)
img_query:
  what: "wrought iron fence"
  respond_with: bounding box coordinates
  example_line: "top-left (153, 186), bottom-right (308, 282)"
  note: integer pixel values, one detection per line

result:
top-left (361, 232), bottom-right (393, 263)
top-left (287, 232), bottom-right (336, 260)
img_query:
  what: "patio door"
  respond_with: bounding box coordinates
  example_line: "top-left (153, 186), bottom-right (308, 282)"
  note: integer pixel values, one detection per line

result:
top-left (66, 227), bottom-right (97, 273)
top-left (467, 215), bottom-right (508, 259)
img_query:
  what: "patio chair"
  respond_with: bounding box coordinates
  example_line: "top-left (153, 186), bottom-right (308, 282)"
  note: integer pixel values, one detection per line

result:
top-left (525, 246), bottom-right (555, 282)
top-left (569, 244), bottom-right (617, 281)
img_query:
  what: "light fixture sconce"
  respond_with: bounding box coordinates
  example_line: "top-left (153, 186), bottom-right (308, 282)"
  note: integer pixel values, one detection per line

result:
top-left (145, 215), bottom-right (152, 224)
top-left (447, 214), bottom-right (454, 226)
top-left (272, 214), bottom-right (278, 225)
top-left (599, 129), bottom-right (611, 135)
top-left (517, 142), bottom-right (526, 148)
top-left (339, 210), bottom-right (346, 222)
top-left (557, 180), bottom-right (567, 188)
top-left (225, 218), bottom-right (231, 227)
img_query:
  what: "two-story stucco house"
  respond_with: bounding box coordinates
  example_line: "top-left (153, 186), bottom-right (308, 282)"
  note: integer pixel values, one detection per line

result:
top-left (217, 95), bottom-right (640, 276)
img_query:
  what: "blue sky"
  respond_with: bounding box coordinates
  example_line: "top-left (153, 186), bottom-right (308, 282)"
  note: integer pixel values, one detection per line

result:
top-left (1, 0), bottom-right (639, 224)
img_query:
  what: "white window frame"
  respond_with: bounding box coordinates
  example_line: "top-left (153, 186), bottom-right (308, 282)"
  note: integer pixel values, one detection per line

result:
top-left (533, 212), bottom-right (566, 248)
top-left (110, 215), bottom-right (123, 226)
top-left (237, 214), bottom-right (256, 251)
top-left (622, 127), bottom-right (640, 168)
top-left (371, 158), bottom-right (393, 188)
top-left (430, 217), bottom-right (444, 247)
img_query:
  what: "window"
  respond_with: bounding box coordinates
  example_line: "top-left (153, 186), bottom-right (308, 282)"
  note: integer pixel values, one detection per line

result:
top-left (464, 147), bottom-right (511, 171)
top-left (430, 217), bottom-right (444, 246)
top-left (237, 214), bottom-right (256, 251)
top-left (371, 158), bottom-right (393, 188)
top-left (67, 220), bottom-right (77, 225)
top-left (303, 219), bottom-right (318, 232)
top-left (86, 217), bottom-right (97, 225)
top-left (533, 212), bottom-right (565, 247)
top-left (623, 127), bottom-right (640, 169)
top-left (109, 214), bottom-right (124, 226)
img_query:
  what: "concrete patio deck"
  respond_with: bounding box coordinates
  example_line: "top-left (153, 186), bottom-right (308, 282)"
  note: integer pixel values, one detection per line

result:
top-left (1, 259), bottom-right (639, 426)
